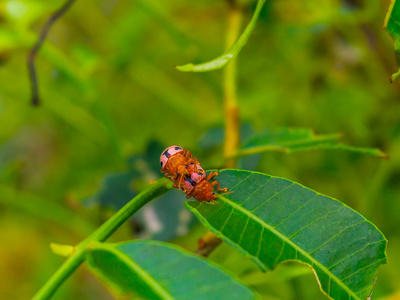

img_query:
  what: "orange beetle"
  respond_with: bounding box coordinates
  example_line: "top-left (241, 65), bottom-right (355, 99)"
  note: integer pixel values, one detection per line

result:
top-left (160, 145), bottom-right (201, 189)
top-left (184, 171), bottom-right (232, 202)
top-left (160, 145), bottom-right (232, 202)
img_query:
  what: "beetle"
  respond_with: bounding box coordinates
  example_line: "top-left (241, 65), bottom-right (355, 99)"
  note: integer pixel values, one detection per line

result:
top-left (160, 145), bottom-right (200, 189)
top-left (184, 171), bottom-right (232, 202)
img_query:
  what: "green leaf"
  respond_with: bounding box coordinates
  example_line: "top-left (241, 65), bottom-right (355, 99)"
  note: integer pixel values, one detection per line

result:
top-left (235, 127), bottom-right (387, 158)
top-left (175, 0), bottom-right (266, 72)
top-left (87, 240), bottom-right (257, 299)
top-left (384, 0), bottom-right (400, 51)
top-left (384, 0), bottom-right (400, 81)
top-left (185, 170), bottom-right (387, 300)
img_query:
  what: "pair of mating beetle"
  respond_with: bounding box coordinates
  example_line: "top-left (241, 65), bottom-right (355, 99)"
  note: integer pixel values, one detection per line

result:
top-left (160, 145), bottom-right (232, 202)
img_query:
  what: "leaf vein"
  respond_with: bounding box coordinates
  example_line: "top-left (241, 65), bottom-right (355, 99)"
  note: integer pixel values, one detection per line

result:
top-left (255, 227), bottom-right (265, 258)
top-left (288, 206), bottom-right (345, 238)
top-left (309, 220), bottom-right (367, 254)
top-left (227, 173), bottom-right (254, 191)
top-left (341, 257), bottom-right (387, 283)
top-left (240, 177), bottom-right (273, 206)
top-left (328, 239), bottom-right (386, 271)
top-left (274, 194), bottom-right (318, 229)
top-left (250, 182), bottom-right (296, 213)
top-left (219, 207), bottom-right (235, 233)
top-left (219, 196), bottom-right (360, 300)
top-left (273, 241), bottom-right (286, 265)
top-left (238, 217), bottom-right (250, 245)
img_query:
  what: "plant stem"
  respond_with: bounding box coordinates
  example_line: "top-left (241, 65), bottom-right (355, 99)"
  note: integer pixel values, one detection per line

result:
top-left (196, 1), bottom-right (243, 257)
top-left (32, 178), bottom-right (172, 300)
top-left (28, 0), bottom-right (76, 106)
top-left (224, 2), bottom-right (243, 168)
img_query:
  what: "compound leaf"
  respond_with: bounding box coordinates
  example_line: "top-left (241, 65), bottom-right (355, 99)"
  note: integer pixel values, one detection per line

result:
top-left (185, 169), bottom-right (387, 300)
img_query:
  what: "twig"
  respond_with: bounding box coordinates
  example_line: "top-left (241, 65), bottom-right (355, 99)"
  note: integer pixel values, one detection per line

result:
top-left (195, 232), bottom-right (222, 257)
top-left (27, 0), bottom-right (76, 106)
top-left (32, 178), bottom-right (172, 300)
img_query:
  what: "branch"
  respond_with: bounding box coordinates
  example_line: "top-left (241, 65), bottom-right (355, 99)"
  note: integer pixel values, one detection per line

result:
top-left (32, 178), bottom-right (172, 300)
top-left (27, 0), bottom-right (76, 106)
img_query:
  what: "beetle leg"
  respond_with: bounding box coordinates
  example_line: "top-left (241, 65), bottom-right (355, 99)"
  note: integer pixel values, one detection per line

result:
top-left (207, 172), bottom-right (218, 181)
top-left (177, 175), bottom-right (185, 190)
top-left (171, 173), bottom-right (178, 182)
top-left (210, 181), bottom-right (228, 192)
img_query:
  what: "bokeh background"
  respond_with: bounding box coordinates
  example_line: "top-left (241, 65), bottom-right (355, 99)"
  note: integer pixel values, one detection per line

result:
top-left (1, 0), bottom-right (399, 299)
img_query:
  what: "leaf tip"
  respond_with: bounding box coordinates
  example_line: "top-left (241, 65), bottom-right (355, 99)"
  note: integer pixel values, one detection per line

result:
top-left (175, 63), bottom-right (194, 72)
top-left (378, 150), bottom-right (390, 160)
top-left (390, 69), bottom-right (400, 83)
top-left (50, 243), bottom-right (75, 257)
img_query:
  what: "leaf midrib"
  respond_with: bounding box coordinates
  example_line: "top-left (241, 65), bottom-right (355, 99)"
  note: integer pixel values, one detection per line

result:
top-left (90, 243), bottom-right (174, 300)
top-left (244, 135), bottom-right (338, 149)
top-left (220, 196), bottom-right (360, 300)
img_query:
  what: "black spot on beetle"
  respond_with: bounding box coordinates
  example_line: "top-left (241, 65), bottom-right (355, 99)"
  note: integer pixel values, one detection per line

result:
top-left (175, 146), bottom-right (182, 150)
top-left (160, 161), bottom-right (163, 167)
top-left (185, 177), bottom-right (196, 186)
top-left (163, 149), bottom-right (171, 158)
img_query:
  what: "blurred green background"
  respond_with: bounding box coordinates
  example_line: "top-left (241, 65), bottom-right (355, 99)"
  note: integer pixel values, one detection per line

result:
top-left (1, 0), bottom-right (399, 299)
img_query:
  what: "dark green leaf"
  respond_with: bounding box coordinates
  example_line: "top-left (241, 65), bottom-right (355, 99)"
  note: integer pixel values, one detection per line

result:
top-left (236, 127), bottom-right (387, 158)
top-left (185, 170), bottom-right (387, 300)
top-left (87, 240), bottom-right (257, 299)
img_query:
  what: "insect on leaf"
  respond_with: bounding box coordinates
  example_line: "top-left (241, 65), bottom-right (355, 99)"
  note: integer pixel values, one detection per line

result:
top-left (87, 240), bottom-right (257, 299)
top-left (185, 170), bottom-right (387, 300)
top-left (85, 140), bottom-right (197, 241)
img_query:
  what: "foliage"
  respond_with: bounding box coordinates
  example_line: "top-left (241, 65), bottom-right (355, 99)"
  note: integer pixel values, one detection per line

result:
top-left (239, 127), bottom-right (387, 158)
top-left (186, 170), bottom-right (387, 300)
top-left (0, 0), bottom-right (399, 299)
top-left (87, 240), bottom-right (256, 299)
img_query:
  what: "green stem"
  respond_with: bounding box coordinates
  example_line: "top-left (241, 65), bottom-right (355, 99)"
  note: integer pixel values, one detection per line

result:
top-left (196, 0), bottom-right (243, 258)
top-left (32, 177), bottom-right (172, 300)
top-left (224, 2), bottom-right (243, 168)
